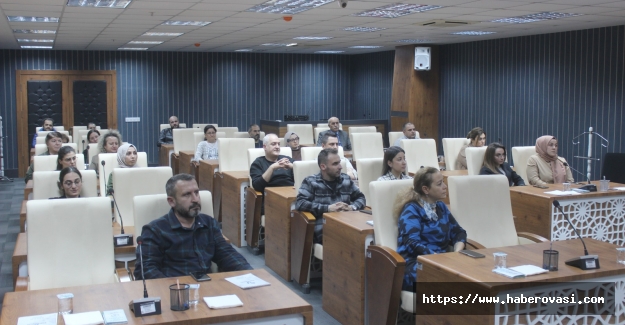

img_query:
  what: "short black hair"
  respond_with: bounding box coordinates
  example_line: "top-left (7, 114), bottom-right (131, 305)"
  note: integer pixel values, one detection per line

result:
top-left (203, 124), bottom-right (217, 134)
top-left (166, 173), bottom-right (195, 197)
top-left (318, 148), bottom-right (338, 167)
top-left (321, 133), bottom-right (338, 145)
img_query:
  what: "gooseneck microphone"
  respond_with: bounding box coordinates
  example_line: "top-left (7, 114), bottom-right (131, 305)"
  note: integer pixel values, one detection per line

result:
top-left (559, 160), bottom-right (590, 184)
top-left (102, 160), bottom-right (133, 246)
top-left (552, 200), bottom-right (599, 270)
top-left (138, 236), bottom-right (148, 298)
top-left (128, 236), bottom-right (162, 317)
top-left (559, 160), bottom-right (597, 192)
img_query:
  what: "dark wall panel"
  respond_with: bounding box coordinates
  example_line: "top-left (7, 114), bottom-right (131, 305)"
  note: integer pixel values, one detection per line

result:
top-left (440, 25), bottom-right (625, 180)
top-left (350, 51), bottom-right (395, 121)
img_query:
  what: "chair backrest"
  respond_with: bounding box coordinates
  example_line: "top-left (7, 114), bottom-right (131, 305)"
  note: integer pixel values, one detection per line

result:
top-left (233, 132), bottom-right (251, 138)
top-left (442, 138), bottom-right (470, 171)
top-left (348, 126), bottom-right (376, 134)
top-left (33, 170), bottom-right (98, 200)
top-left (401, 139), bottom-right (439, 174)
top-left (192, 123), bottom-right (218, 129)
top-left (71, 126), bottom-right (87, 135)
top-left (194, 132), bottom-right (225, 145)
top-left (218, 127), bottom-right (239, 138)
top-left (369, 179), bottom-right (413, 250)
top-left (98, 152), bottom-right (148, 196)
top-left (76, 129), bottom-right (91, 152)
top-left (388, 132), bottom-right (403, 148)
top-left (27, 197), bottom-right (115, 290)
top-left (286, 124), bottom-right (314, 145)
top-left (35, 143), bottom-right (77, 156)
top-left (301, 146), bottom-right (344, 161)
top-left (112, 167), bottom-right (173, 226)
top-left (279, 138), bottom-right (286, 147)
top-left (511, 146), bottom-right (536, 185)
top-left (466, 146), bottom-right (487, 176)
top-left (87, 143), bottom-right (98, 164)
top-left (317, 123), bottom-right (342, 128)
top-left (351, 132), bottom-right (384, 161)
top-left (173, 128), bottom-right (199, 155)
top-left (133, 191), bottom-right (213, 241)
top-left (160, 123), bottom-right (186, 131)
top-left (314, 127), bottom-right (330, 144)
top-left (356, 158), bottom-right (384, 203)
top-left (602, 153), bottom-right (625, 184)
top-left (33, 154), bottom-right (85, 172)
top-left (448, 175), bottom-right (519, 248)
top-left (218, 138), bottom-right (255, 172)
top-left (35, 131), bottom-right (71, 144)
top-left (293, 160), bottom-right (320, 192)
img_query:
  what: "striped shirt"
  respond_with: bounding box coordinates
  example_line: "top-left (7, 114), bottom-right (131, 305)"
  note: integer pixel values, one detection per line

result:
top-left (377, 171), bottom-right (413, 181)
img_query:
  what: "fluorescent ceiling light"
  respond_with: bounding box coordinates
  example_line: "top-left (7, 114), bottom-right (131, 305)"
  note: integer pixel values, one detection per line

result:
top-left (67, 0), bottom-right (131, 8)
top-left (118, 47), bottom-right (147, 50)
top-left (129, 41), bottom-right (163, 44)
top-left (397, 39), bottom-right (430, 43)
top-left (235, 49), bottom-right (253, 52)
top-left (17, 39), bottom-right (54, 42)
top-left (247, 0), bottom-right (333, 15)
top-left (293, 36), bottom-right (333, 40)
top-left (355, 4), bottom-right (442, 18)
top-left (452, 31), bottom-right (496, 36)
top-left (8, 16), bottom-right (59, 23)
top-left (21, 46), bottom-right (53, 49)
top-left (349, 46), bottom-right (382, 49)
top-left (161, 21), bottom-right (211, 26)
top-left (492, 12), bottom-right (582, 24)
top-left (261, 43), bottom-right (298, 47)
top-left (143, 32), bottom-right (183, 37)
top-left (344, 27), bottom-right (386, 32)
top-left (315, 51), bottom-right (344, 54)
top-left (14, 29), bottom-right (56, 34)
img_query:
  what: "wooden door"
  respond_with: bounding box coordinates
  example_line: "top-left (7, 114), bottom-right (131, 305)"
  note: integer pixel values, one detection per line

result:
top-left (16, 70), bottom-right (117, 177)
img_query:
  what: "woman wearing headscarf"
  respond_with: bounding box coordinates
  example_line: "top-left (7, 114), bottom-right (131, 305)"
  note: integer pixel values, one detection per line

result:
top-left (107, 143), bottom-right (138, 194)
top-left (526, 135), bottom-right (574, 187)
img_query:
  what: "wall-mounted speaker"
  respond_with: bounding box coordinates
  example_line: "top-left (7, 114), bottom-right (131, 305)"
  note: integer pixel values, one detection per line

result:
top-left (414, 47), bottom-right (431, 71)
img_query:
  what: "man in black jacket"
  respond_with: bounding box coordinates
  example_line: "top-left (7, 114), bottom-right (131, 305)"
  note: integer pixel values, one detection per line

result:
top-left (249, 133), bottom-right (294, 193)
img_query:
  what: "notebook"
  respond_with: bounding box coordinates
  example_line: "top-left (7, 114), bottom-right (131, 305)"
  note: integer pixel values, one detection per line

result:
top-left (203, 295), bottom-right (243, 309)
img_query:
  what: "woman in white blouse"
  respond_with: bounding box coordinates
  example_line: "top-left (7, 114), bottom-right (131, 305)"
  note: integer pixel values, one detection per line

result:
top-left (192, 124), bottom-right (219, 167)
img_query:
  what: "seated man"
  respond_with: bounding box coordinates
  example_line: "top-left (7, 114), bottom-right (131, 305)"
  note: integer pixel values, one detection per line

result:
top-left (393, 122), bottom-right (419, 146)
top-left (134, 174), bottom-right (252, 279)
top-left (296, 148), bottom-right (365, 243)
top-left (87, 122), bottom-right (97, 131)
top-left (31, 118), bottom-right (56, 148)
top-left (248, 124), bottom-right (262, 148)
top-left (316, 117), bottom-right (351, 150)
top-left (157, 115), bottom-right (180, 147)
top-left (250, 134), bottom-right (295, 194)
top-left (284, 131), bottom-right (301, 161)
top-left (321, 133), bottom-right (357, 181)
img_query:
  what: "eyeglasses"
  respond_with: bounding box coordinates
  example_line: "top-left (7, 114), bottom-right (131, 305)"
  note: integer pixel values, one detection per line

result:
top-left (287, 137), bottom-right (299, 142)
top-left (63, 179), bottom-right (82, 187)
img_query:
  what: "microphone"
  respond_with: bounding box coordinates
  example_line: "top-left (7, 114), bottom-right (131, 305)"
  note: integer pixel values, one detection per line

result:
top-left (102, 160), bottom-right (133, 247)
top-left (128, 236), bottom-right (162, 317)
top-left (560, 160), bottom-right (597, 192)
top-left (560, 160), bottom-right (590, 184)
top-left (552, 200), bottom-right (599, 270)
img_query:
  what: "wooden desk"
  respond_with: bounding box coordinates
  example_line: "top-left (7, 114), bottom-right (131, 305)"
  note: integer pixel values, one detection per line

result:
top-left (221, 171), bottom-right (250, 248)
top-left (322, 211), bottom-right (374, 325)
top-left (178, 150), bottom-right (195, 176)
top-left (159, 144), bottom-right (174, 167)
top-left (170, 153), bottom-right (180, 175)
top-left (1, 269), bottom-right (313, 325)
top-left (198, 160), bottom-right (220, 220)
top-left (264, 187), bottom-right (297, 281)
top-left (416, 239), bottom-right (625, 324)
top-left (24, 180), bottom-right (33, 200)
top-left (511, 181), bottom-right (625, 246)
top-left (19, 200), bottom-right (27, 232)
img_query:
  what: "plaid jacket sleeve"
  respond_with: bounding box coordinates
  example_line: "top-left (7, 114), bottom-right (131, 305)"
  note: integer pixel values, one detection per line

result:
top-left (295, 176), bottom-right (327, 219)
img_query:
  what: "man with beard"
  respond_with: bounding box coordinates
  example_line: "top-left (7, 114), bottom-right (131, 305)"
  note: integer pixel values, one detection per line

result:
top-left (248, 124), bottom-right (262, 148)
top-left (31, 118), bottom-right (56, 148)
top-left (157, 115), bottom-right (181, 147)
top-left (134, 174), bottom-right (252, 279)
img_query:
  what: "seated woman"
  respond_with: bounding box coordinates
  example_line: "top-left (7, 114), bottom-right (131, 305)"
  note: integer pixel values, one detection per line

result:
top-left (395, 167), bottom-right (467, 291)
top-left (191, 125), bottom-right (219, 167)
top-left (51, 167), bottom-right (83, 199)
top-left (377, 146), bottom-right (412, 181)
top-left (455, 127), bottom-right (486, 170)
top-left (25, 132), bottom-right (64, 183)
top-left (527, 135), bottom-right (574, 187)
top-left (107, 143), bottom-right (138, 194)
top-left (284, 131), bottom-right (301, 161)
top-left (83, 129), bottom-right (100, 165)
top-left (479, 143), bottom-right (525, 187)
top-left (56, 146), bottom-right (78, 171)
top-left (89, 130), bottom-right (122, 173)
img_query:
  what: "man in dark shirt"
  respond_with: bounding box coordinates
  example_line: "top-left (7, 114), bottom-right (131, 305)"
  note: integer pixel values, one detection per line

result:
top-left (134, 174), bottom-right (252, 279)
top-left (295, 148), bottom-right (365, 243)
top-left (157, 115), bottom-right (180, 147)
top-left (248, 124), bottom-right (262, 148)
top-left (249, 133), bottom-right (295, 193)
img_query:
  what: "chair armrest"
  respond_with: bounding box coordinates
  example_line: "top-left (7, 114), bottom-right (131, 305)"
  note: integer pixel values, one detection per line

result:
top-left (290, 211), bottom-right (316, 286)
top-left (15, 277), bottom-right (28, 291)
top-left (116, 268), bottom-right (133, 282)
top-left (465, 238), bottom-right (485, 249)
top-left (517, 232), bottom-right (549, 243)
top-left (366, 245), bottom-right (405, 325)
top-left (245, 187), bottom-right (263, 249)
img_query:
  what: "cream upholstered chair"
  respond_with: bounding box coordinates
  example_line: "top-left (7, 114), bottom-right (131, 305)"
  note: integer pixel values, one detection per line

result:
top-left (160, 123), bottom-right (186, 131)
top-left (442, 138), bottom-right (470, 171)
top-left (233, 132), bottom-right (250, 138)
top-left (71, 125), bottom-right (87, 135)
top-left (313, 127), bottom-right (330, 144)
top-left (366, 179), bottom-right (413, 322)
top-left (351, 132), bottom-right (384, 161)
top-left (193, 123), bottom-right (218, 129)
top-left (388, 132), bottom-right (403, 148)
top-left (33, 170), bottom-right (97, 200)
top-left (293, 160), bottom-right (319, 192)
top-left (317, 122), bottom-right (342, 128)
top-left (98, 152), bottom-right (148, 197)
top-left (448, 175), bottom-right (547, 248)
top-left (348, 126), bottom-right (376, 134)
top-left (218, 127), bottom-right (239, 138)
top-left (400, 139), bottom-right (439, 174)
top-left (22, 197), bottom-right (119, 290)
top-left (172, 128), bottom-right (199, 155)
top-left (34, 143), bottom-right (77, 156)
top-left (87, 143), bottom-right (98, 165)
top-left (511, 146), bottom-right (535, 185)
top-left (355, 158), bottom-right (383, 203)
top-left (112, 167), bottom-right (173, 227)
top-left (465, 146), bottom-right (487, 175)
top-left (287, 124), bottom-right (314, 145)
top-left (301, 146), bottom-right (344, 161)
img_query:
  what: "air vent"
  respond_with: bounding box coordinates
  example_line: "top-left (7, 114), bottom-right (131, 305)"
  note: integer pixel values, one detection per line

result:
top-left (417, 19), bottom-right (478, 27)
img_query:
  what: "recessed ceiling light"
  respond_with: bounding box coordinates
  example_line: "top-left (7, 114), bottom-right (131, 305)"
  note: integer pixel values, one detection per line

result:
top-left (161, 21), bottom-right (211, 26)
top-left (452, 31), bottom-right (496, 36)
top-left (344, 27), bottom-right (387, 32)
top-left (315, 51), bottom-right (344, 54)
top-left (247, 0), bottom-right (333, 15)
top-left (235, 49), bottom-right (253, 52)
top-left (67, 0), bottom-right (132, 8)
top-left (118, 47), bottom-right (148, 50)
top-left (17, 39), bottom-right (54, 42)
top-left (355, 4), bottom-right (442, 18)
top-left (21, 46), bottom-right (53, 49)
top-left (261, 43), bottom-right (298, 47)
top-left (492, 12), bottom-right (582, 24)
top-left (129, 41), bottom-right (163, 44)
top-left (293, 36), bottom-right (333, 40)
top-left (13, 29), bottom-right (56, 34)
top-left (349, 46), bottom-right (382, 49)
top-left (142, 32), bottom-right (183, 37)
top-left (397, 39), bottom-right (430, 43)
top-left (8, 16), bottom-right (59, 23)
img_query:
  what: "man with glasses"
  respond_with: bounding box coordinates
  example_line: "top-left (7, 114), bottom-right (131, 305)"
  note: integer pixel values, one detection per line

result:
top-left (316, 117), bottom-right (351, 151)
top-left (284, 131), bottom-right (301, 161)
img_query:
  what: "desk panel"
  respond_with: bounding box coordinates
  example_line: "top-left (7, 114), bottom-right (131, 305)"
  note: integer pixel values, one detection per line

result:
top-left (221, 171), bottom-right (249, 248)
top-left (159, 144), bottom-right (174, 167)
top-left (264, 187), bottom-right (297, 281)
top-left (178, 150), bottom-right (195, 177)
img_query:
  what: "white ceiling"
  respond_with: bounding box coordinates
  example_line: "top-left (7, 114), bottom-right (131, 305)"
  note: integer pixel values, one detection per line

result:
top-left (0, 0), bottom-right (624, 54)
